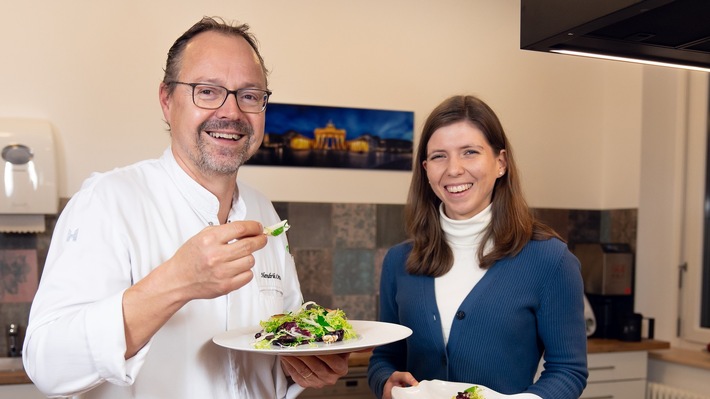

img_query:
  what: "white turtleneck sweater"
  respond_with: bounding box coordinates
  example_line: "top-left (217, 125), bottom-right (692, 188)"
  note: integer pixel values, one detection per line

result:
top-left (432, 204), bottom-right (545, 399)
top-left (435, 203), bottom-right (492, 344)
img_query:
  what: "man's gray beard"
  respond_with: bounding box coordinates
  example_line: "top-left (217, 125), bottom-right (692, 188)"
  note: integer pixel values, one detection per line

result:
top-left (193, 119), bottom-right (254, 175)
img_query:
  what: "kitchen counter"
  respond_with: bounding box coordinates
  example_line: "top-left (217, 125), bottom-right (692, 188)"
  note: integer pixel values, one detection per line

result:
top-left (0, 358), bottom-right (30, 385)
top-left (349, 351), bottom-right (374, 367)
top-left (649, 347), bottom-right (710, 370)
top-left (0, 370), bottom-right (31, 385)
top-left (2, 355), bottom-right (376, 386)
top-left (0, 339), bottom-right (671, 386)
top-left (586, 338), bottom-right (670, 353)
top-left (346, 338), bottom-right (671, 367)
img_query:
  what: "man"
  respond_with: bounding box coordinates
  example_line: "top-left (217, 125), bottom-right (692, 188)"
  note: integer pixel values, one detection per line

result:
top-left (23, 17), bottom-right (349, 398)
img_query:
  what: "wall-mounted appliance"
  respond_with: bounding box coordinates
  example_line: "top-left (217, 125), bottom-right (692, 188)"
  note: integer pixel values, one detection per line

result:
top-left (572, 242), bottom-right (635, 339)
top-left (0, 118), bottom-right (58, 233)
top-left (520, 0), bottom-right (710, 72)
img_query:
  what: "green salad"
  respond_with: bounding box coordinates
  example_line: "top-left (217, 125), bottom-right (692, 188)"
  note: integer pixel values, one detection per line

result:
top-left (453, 385), bottom-right (484, 399)
top-left (253, 301), bottom-right (356, 349)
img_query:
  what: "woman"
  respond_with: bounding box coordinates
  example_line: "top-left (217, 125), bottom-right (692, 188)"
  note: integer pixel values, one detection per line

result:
top-left (367, 95), bottom-right (588, 399)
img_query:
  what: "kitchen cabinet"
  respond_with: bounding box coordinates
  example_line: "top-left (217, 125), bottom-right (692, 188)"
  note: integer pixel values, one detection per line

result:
top-left (0, 384), bottom-right (44, 399)
top-left (582, 351), bottom-right (647, 398)
top-left (579, 338), bottom-right (670, 399)
top-left (301, 353), bottom-right (375, 399)
top-left (299, 365), bottom-right (374, 398)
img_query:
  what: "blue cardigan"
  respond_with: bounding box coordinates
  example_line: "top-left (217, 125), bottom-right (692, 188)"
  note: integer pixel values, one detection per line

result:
top-left (367, 238), bottom-right (588, 399)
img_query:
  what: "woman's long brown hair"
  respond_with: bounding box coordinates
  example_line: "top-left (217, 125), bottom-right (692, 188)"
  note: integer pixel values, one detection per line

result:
top-left (405, 95), bottom-right (561, 276)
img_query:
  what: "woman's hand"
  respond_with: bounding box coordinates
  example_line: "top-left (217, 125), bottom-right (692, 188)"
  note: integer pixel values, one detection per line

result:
top-left (281, 353), bottom-right (350, 388)
top-left (383, 371), bottom-right (418, 399)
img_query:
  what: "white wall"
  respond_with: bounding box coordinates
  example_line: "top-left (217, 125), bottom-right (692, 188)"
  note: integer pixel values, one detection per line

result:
top-left (635, 68), bottom-right (689, 344)
top-left (0, 0), bottom-right (646, 208)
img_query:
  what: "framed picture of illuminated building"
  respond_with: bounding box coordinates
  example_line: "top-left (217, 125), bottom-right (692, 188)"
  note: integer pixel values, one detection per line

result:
top-left (247, 103), bottom-right (414, 171)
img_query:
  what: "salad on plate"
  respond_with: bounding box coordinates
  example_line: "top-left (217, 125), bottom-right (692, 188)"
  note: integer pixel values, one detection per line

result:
top-left (253, 301), bottom-right (356, 348)
top-left (454, 385), bottom-right (485, 399)
top-left (392, 380), bottom-right (515, 399)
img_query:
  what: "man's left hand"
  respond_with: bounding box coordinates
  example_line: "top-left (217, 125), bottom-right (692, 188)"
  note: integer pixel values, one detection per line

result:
top-left (280, 353), bottom-right (350, 388)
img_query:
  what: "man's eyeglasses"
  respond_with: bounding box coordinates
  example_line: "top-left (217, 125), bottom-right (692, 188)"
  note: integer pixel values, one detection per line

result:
top-left (168, 82), bottom-right (272, 113)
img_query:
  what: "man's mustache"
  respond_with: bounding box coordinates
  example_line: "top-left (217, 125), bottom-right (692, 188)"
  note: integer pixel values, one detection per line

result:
top-left (199, 119), bottom-right (253, 136)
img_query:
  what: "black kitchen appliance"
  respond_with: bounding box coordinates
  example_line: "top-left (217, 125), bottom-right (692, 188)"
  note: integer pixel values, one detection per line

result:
top-left (571, 242), bottom-right (635, 339)
top-left (520, 0), bottom-right (710, 71)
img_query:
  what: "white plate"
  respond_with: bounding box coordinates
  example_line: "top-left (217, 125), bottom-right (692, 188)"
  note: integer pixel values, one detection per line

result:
top-left (213, 320), bottom-right (412, 356)
top-left (392, 380), bottom-right (537, 399)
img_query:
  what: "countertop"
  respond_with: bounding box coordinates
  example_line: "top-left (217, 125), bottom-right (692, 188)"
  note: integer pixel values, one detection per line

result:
top-left (0, 358), bottom-right (30, 385)
top-left (0, 338), bottom-right (672, 386)
top-left (347, 339), bottom-right (671, 367)
top-left (586, 337), bottom-right (670, 353)
top-left (649, 347), bottom-right (710, 370)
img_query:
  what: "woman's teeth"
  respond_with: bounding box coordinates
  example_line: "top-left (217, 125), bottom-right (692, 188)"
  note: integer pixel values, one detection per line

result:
top-left (447, 183), bottom-right (473, 193)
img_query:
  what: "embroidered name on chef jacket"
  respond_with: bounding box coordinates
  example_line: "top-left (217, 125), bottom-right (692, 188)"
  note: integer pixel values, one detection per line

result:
top-left (260, 272), bottom-right (281, 280)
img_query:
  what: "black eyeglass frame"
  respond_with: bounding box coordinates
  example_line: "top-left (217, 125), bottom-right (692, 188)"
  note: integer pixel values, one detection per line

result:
top-left (167, 81), bottom-right (272, 113)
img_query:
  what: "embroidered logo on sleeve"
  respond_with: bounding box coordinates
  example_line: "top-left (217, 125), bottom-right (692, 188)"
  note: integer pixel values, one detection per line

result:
top-left (66, 229), bottom-right (79, 242)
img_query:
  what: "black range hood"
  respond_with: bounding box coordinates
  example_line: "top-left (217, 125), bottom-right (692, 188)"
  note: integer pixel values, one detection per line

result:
top-left (520, 0), bottom-right (710, 70)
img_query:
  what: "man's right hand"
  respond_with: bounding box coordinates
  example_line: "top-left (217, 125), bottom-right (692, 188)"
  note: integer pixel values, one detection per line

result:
top-left (165, 220), bottom-right (267, 300)
top-left (122, 220), bottom-right (267, 358)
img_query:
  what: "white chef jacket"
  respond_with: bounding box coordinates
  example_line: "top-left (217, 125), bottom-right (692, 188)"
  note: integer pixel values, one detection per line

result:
top-left (23, 148), bottom-right (303, 399)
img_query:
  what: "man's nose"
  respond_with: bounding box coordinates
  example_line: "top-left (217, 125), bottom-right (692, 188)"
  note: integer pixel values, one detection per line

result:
top-left (216, 92), bottom-right (244, 117)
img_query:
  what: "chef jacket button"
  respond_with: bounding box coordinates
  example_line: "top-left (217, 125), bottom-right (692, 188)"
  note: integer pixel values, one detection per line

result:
top-left (456, 311), bottom-right (465, 320)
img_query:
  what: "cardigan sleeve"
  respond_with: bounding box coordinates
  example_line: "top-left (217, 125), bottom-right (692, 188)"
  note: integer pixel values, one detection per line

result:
top-left (367, 244), bottom-right (410, 399)
top-left (527, 244), bottom-right (589, 398)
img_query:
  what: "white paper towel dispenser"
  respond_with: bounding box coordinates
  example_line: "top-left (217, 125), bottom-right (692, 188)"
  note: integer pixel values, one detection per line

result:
top-left (0, 118), bottom-right (58, 233)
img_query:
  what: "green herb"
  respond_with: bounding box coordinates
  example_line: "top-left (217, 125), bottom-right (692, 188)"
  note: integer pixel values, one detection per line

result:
top-left (264, 220), bottom-right (290, 237)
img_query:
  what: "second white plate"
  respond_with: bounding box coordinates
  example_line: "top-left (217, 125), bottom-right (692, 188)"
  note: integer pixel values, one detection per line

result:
top-left (392, 380), bottom-right (537, 399)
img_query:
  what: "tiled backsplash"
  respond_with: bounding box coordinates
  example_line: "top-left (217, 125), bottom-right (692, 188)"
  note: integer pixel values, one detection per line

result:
top-left (0, 200), bottom-right (636, 356)
top-left (278, 203), bottom-right (637, 321)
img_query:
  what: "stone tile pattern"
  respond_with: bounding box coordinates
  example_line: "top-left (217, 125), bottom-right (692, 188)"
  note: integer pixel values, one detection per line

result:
top-left (0, 199), bottom-right (635, 355)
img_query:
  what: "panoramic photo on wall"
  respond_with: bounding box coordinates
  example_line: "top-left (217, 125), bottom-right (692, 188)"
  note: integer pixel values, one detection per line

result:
top-left (248, 103), bottom-right (414, 171)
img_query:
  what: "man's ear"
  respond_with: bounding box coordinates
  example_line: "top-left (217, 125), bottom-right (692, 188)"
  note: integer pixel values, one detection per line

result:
top-left (158, 82), bottom-right (171, 124)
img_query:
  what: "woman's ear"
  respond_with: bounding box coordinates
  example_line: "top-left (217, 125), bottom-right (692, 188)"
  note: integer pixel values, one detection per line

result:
top-left (498, 149), bottom-right (508, 174)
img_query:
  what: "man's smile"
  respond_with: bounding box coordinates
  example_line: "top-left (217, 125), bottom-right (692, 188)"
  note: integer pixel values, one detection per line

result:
top-left (206, 131), bottom-right (245, 141)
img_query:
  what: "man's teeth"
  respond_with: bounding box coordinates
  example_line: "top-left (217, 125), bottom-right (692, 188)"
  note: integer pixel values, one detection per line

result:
top-left (208, 132), bottom-right (242, 140)
top-left (447, 183), bottom-right (473, 193)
